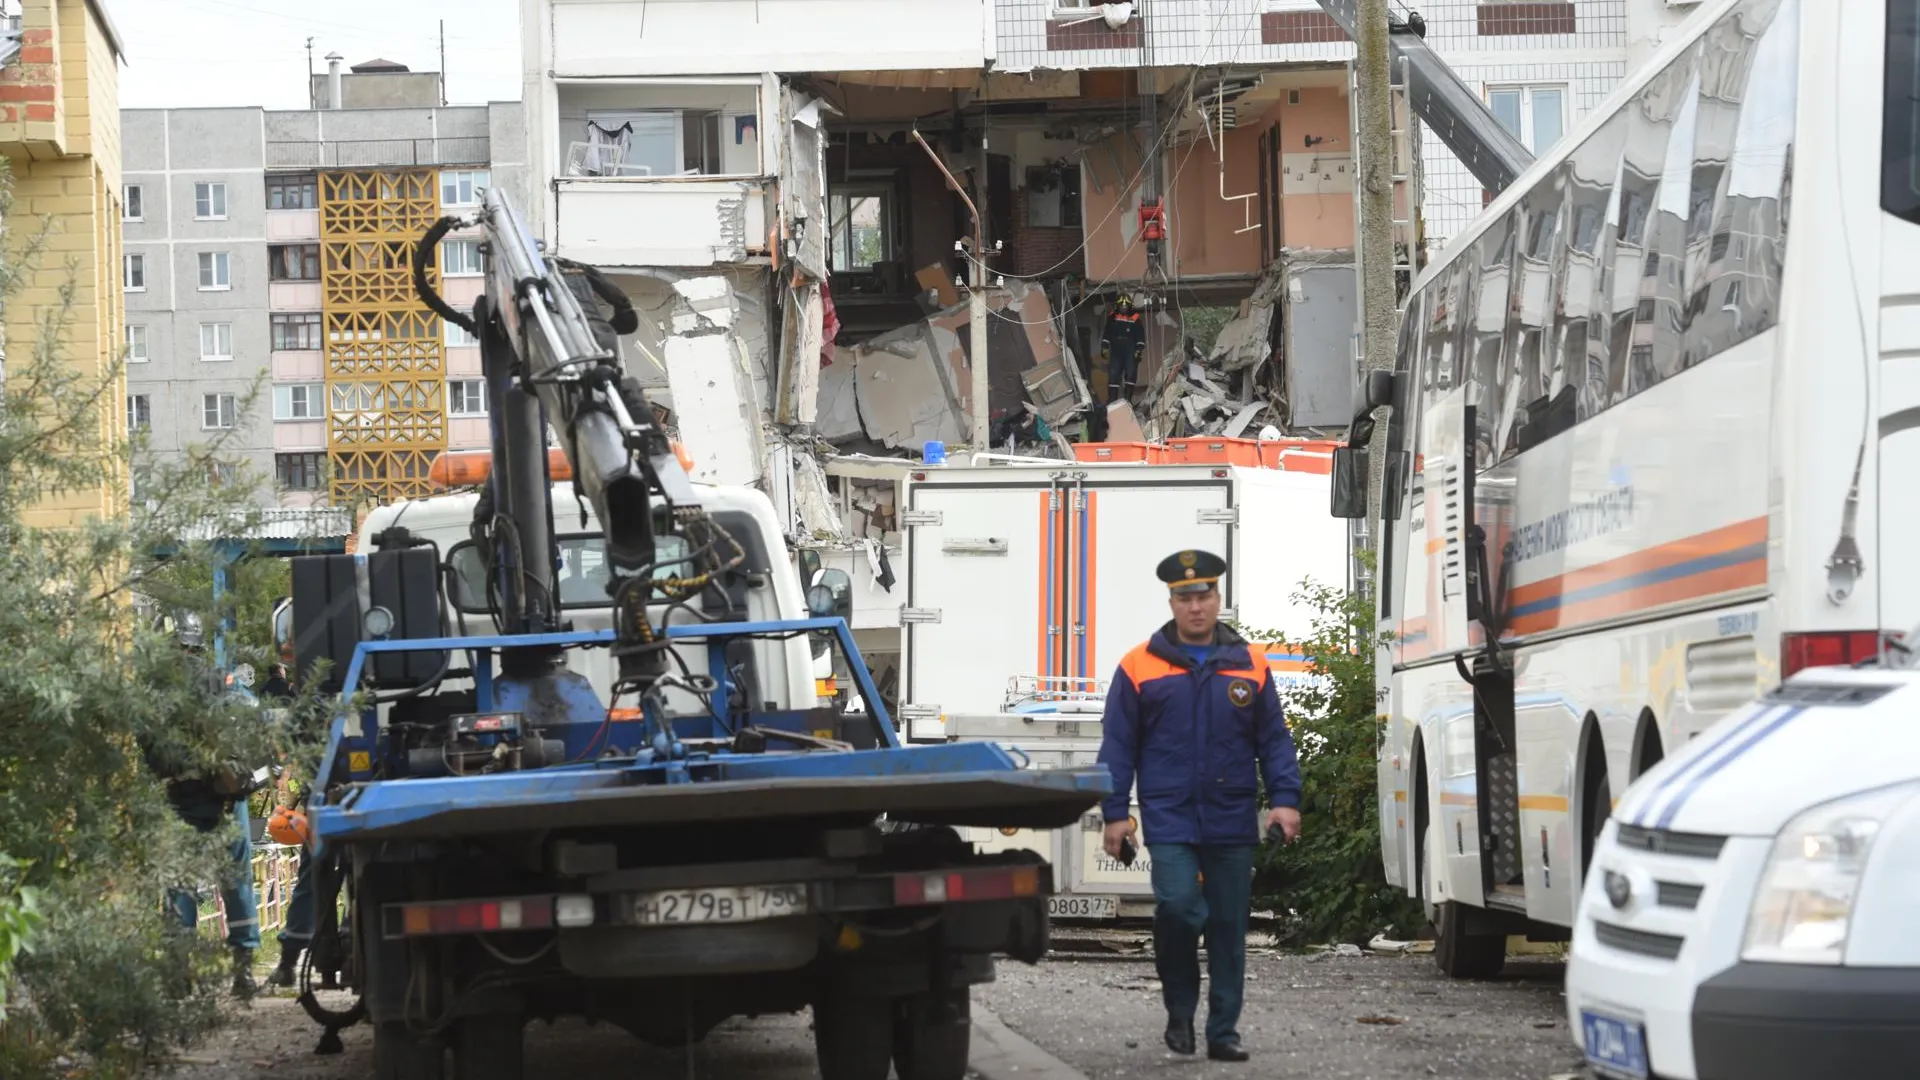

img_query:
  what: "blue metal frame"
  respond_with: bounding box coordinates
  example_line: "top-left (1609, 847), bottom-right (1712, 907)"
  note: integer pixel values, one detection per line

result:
top-left (308, 616), bottom-right (1114, 852)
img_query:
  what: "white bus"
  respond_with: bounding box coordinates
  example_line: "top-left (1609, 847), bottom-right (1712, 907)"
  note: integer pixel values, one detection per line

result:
top-left (1332, 0), bottom-right (1916, 978)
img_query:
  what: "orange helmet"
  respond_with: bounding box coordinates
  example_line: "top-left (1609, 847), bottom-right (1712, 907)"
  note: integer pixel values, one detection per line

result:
top-left (268, 807), bottom-right (309, 848)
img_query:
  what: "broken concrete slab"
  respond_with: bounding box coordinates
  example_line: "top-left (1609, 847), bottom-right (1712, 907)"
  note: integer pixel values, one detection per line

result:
top-left (1105, 400), bottom-right (1146, 442)
top-left (663, 331), bottom-right (766, 488)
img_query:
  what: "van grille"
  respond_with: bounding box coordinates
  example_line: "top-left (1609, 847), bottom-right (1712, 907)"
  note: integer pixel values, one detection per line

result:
top-left (1593, 920), bottom-right (1685, 960)
top-left (1614, 824), bottom-right (1726, 860)
top-left (1655, 881), bottom-right (1704, 910)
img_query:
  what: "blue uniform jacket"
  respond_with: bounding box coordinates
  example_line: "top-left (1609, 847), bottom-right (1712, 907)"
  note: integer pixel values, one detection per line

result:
top-left (1096, 623), bottom-right (1302, 846)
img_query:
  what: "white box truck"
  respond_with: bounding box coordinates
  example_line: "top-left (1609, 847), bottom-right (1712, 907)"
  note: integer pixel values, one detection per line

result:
top-left (898, 459), bottom-right (1347, 916)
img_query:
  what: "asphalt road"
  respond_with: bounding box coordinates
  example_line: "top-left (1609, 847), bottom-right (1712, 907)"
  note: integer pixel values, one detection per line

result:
top-left (156, 950), bottom-right (1580, 1080)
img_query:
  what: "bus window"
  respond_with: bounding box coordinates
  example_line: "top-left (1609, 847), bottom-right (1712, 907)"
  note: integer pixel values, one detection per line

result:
top-left (1886, 0), bottom-right (1920, 224)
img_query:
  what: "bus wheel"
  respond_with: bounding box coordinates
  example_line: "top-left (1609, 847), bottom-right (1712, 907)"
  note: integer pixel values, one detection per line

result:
top-left (1433, 901), bottom-right (1506, 979)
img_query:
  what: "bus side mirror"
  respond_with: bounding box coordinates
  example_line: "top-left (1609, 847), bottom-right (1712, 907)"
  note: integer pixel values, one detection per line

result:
top-left (1331, 446), bottom-right (1369, 519)
top-left (1364, 369), bottom-right (1398, 411)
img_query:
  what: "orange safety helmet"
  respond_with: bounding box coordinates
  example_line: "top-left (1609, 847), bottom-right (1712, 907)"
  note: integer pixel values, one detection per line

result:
top-left (267, 807), bottom-right (310, 848)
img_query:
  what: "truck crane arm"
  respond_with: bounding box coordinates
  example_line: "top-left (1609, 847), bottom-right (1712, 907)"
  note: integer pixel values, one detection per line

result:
top-left (411, 188), bottom-right (740, 689)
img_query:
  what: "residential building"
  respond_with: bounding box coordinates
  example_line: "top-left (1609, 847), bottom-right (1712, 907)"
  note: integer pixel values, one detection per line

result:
top-left (122, 57), bottom-right (525, 509)
top-left (0, 0), bottom-right (126, 528)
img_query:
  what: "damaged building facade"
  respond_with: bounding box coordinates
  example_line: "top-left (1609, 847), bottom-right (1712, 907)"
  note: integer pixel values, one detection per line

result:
top-left (518, 0), bottom-right (1419, 697)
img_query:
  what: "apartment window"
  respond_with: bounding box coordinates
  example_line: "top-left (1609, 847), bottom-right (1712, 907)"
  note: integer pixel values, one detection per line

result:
top-left (125, 324), bottom-right (148, 363)
top-left (194, 182), bottom-right (228, 220)
top-left (276, 452), bottom-right (324, 492)
top-left (446, 320), bottom-right (479, 348)
top-left (270, 243), bottom-right (321, 281)
top-left (448, 378), bottom-right (488, 416)
top-left (271, 312), bottom-right (323, 351)
top-left (123, 184), bottom-right (143, 222)
top-left (272, 382), bottom-right (323, 421)
top-left (1025, 165), bottom-right (1083, 228)
top-left (199, 322), bottom-right (234, 360)
top-left (830, 189), bottom-right (890, 273)
top-left (123, 253), bottom-right (146, 291)
top-left (588, 112), bottom-right (723, 178)
top-left (1488, 85), bottom-right (1567, 154)
top-left (198, 251), bottom-right (231, 290)
top-left (441, 238), bottom-right (482, 276)
top-left (201, 393), bottom-right (236, 430)
top-left (441, 170), bottom-right (490, 206)
top-left (267, 174), bottom-right (318, 210)
top-left (127, 393), bottom-right (151, 432)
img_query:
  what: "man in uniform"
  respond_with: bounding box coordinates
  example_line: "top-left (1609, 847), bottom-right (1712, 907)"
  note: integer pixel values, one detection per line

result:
top-left (1097, 549), bottom-right (1302, 1063)
top-left (1100, 294), bottom-right (1147, 405)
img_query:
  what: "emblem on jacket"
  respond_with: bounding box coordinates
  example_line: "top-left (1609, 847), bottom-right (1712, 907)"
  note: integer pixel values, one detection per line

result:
top-left (1227, 679), bottom-right (1253, 706)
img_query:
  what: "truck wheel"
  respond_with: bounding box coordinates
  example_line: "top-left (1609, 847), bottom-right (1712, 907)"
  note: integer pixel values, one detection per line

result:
top-left (813, 993), bottom-right (894, 1080)
top-left (374, 1021), bottom-right (445, 1080)
top-left (452, 1015), bottom-right (524, 1080)
top-left (893, 988), bottom-right (970, 1080)
top-left (1433, 901), bottom-right (1506, 979)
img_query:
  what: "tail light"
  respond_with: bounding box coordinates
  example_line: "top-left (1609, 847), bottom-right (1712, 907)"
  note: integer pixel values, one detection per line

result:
top-left (893, 865), bottom-right (1041, 906)
top-left (1781, 631), bottom-right (1887, 678)
top-left (385, 894), bottom-right (590, 939)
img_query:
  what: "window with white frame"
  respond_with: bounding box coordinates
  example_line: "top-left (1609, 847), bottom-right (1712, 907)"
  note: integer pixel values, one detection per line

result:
top-left (1487, 85), bottom-right (1567, 154)
top-left (446, 320), bottom-right (478, 348)
top-left (124, 253), bottom-right (146, 291)
top-left (125, 325), bottom-right (148, 363)
top-left (441, 238), bottom-right (482, 275)
top-left (441, 170), bottom-right (490, 206)
top-left (272, 382), bottom-right (323, 421)
top-left (202, 393), bottom-right (236, 430)
top-left (448, 378), bottom-right (488, 416)
top-left (583, 112), bottom-right (721, 177)
top-left (830, 189), bottom-right (891, 273)
top-left (123, 184), bottom-right (143, 221)
top-left (199, 322), bottom-right (233, 360)
top-left (198, 251), bottom-right (231, 290)
top-left (127, 394), bottom-right (151, 431)
top-left (194, 182), bottom-right (228, 220)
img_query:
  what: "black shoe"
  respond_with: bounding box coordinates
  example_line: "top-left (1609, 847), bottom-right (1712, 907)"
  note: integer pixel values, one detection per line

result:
top-left (1207, 1039), bottom-right (1250, 1062)
top-left (229, 949), bottom-right (257, 1000)
top-left (266, 944), bottom-right (303, 988)
top-left (1163, 1017), bottom-right (1196, 1055)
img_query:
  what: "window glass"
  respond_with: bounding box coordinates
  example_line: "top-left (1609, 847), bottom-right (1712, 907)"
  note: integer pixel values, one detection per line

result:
top-left (446, 535), bottom-right (693, 613)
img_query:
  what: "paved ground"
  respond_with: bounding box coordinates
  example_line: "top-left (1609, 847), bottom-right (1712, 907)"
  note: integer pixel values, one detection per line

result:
top-left (155, 950), bottom-right (1582, 1079)
top-left (976, 950), bottom-right (1584, 1080)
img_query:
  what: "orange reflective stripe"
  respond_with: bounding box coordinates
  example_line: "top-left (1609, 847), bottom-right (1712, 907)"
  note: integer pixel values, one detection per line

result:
top-left (1118, 643), bottom-right (1181, 689)
top-left (1216, 649), bottom-right (1271, 689)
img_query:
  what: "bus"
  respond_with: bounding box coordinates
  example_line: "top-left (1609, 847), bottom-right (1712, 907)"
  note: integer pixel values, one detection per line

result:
top-left (1330, 0), bottom-right (1916, 978)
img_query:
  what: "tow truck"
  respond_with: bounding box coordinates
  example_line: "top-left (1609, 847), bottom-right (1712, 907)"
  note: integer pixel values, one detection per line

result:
top-left (287, 190), bottom-right (1110, 1080)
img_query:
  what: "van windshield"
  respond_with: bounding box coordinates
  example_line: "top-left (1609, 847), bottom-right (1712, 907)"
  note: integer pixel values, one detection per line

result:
top-left (446, 534), bottom-right (691, 613)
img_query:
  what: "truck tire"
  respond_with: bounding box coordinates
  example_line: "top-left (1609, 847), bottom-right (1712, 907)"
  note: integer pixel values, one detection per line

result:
top-left (452, 1015), bottom-right (524, 1080)
top-left (1433, 900), bottom-right (1506, 979)
top-left (374, 1022), bottom-right (445, 1080)
top-left (893, 988), bottom-right (970, 1080)
top-left (813, 993), bottom-right (894, 1080)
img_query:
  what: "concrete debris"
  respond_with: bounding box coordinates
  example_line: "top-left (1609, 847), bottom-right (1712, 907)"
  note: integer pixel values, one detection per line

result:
top-left (670, 275), bottom-right (736, 333)
top-left (824, 281), bottom-right (1081, 453)
top-left (1104, 400), bottom-right (1146, 443)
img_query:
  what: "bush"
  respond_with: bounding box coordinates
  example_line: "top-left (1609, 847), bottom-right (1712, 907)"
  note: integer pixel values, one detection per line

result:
top-left (0, 160), bottom-right (315, 1076)
top-left (1242, 570), bottom-right (1424, 947)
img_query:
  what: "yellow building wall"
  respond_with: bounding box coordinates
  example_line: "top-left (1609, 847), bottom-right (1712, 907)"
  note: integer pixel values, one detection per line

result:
top-left (1, 0), bottom-right (125, 528)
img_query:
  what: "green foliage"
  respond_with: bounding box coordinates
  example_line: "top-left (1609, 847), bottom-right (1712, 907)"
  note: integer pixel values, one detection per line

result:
top-left (1241, 564), bottom-right (1425, 946)
top-left (1177, 306), bottom-right (1236, 358)
top-left (0, 160), bottom-right (325, 1075)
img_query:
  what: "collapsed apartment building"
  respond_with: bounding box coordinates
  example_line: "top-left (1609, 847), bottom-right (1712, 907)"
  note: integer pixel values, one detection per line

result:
top-left (519, 0), bottom-right (1424, 698)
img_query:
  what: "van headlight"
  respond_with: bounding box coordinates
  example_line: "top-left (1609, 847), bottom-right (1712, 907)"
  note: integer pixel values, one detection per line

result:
top-left (1741, 781), bottom-right (1920, 965)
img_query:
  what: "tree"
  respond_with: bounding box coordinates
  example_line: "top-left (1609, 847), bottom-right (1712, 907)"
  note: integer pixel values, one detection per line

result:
top-left (0, 162), bottom-right (321, 1077)
top-left (1241, 564), bottom-right (1424, 946)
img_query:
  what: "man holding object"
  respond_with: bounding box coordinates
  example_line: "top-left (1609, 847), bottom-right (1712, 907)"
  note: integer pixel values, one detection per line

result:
top-left (1096, 549), bottom-right (1303, 1063)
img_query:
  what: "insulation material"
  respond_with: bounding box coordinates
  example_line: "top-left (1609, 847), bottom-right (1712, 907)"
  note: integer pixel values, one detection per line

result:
top-left (789, 452), bottom-right (845, 542)
top-left (780, 89), bottom-right (829, 282)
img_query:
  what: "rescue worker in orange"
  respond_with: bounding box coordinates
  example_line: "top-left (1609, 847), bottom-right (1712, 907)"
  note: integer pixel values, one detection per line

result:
top-left (1100, 294), bottom-right (1147, 405)
top-left (1097, 549), bottom-right (1302, 1063)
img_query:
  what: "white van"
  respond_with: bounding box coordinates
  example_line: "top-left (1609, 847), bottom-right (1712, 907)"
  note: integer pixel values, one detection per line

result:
top-left (1566, 663), bottom-right (1920, 1080)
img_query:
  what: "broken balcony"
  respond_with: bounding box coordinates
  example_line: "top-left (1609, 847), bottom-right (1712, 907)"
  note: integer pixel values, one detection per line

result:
top-left (551, 77), bottom-right (773, 269)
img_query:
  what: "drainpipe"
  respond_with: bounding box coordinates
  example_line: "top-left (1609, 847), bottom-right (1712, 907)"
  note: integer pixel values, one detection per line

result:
top-left (912, 129), bottom-right (989, 451)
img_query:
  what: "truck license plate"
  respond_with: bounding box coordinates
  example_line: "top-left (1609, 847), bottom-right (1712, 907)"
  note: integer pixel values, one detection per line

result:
top-left (1047, 895), bottom-right (1117, 919)
top-left (629, 884), bottom-right (808, 926)
top-left (1580, 1010), bottom-right (1649, 1080)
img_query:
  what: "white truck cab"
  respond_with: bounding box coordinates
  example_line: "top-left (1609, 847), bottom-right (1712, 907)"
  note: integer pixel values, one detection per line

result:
top-left (1567, 663), bottom-right (1920, 1080)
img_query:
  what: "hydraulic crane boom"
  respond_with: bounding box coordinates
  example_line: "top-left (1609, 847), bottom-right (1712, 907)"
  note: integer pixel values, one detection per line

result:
top-left (412, 189), bottom-right (739, 690)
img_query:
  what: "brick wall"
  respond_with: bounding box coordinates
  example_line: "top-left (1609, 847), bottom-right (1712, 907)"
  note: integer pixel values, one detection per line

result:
top-left (1007, 186), bottom-right (1085, 278)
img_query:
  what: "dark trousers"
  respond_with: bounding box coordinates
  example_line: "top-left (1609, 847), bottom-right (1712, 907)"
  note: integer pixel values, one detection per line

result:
top-left (1106, 342), bottom-right (1140, 402)
top-left (279, 847), bottom-right (313, 951)
top-left (1148, 842), bottom-right (1255, 1046)
top-left (166, 801), bottom-right (261, 951)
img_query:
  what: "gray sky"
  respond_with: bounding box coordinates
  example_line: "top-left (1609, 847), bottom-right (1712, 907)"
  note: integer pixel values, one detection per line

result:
top-left (112, 0), bottom-right (524, 110)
